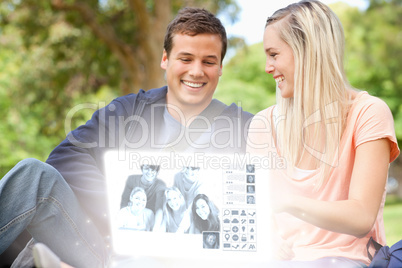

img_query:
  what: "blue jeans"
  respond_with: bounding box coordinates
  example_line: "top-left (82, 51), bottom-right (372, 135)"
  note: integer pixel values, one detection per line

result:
top-left (0, 158), bottom-right (110, 267)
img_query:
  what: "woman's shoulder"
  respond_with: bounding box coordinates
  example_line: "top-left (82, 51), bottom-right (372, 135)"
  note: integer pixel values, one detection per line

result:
top-left (249, 105), bottom-right (276, 128)
top-left (255, 105), bottom-right (276, 117)
top-left (144, 208), bottom-right (155, 217)
top-left (351, 91), bottom-right (391, 113)
top-left (246, 105), bottom-right (277, 155)
top-left (348, 90), bottom-right (399, 161)
top-left (118, 206), bottom-right (130, 215)
top-left (348, 91), bottom-right (394, 127)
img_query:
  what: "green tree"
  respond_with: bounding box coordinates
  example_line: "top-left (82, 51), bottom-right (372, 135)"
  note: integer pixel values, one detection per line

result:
top-left (216, 43), bottom-right (276, 115)
top-left (332, 0), bottom-right (402, 139)
top-left (1, 0), bottom-right (240, 95)
top-left (0, 0), bottom-right (241, 177)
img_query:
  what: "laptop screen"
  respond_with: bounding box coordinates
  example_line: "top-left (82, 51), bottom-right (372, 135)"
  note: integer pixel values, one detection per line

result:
top-left (104, 150), bottom-right (273, 264)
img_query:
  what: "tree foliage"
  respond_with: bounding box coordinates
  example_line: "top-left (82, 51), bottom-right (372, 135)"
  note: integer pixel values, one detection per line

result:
top-left (0, 0), bottom-right (240, 176)
top-left (332, 0), bottom-right (402, 140)
top-left (215, 43), bottom-right (276, 115)
top-left (1, 0), bottom-right (239, 95)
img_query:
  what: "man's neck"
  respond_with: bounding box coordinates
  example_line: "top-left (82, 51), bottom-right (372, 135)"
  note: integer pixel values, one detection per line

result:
top-left (166, 102), bottom-right (211, 127)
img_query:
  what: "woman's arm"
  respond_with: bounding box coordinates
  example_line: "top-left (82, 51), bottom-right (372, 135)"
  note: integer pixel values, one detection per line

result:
top-left (147, 209), bottom-right (155, 231)
top-left (277, 138), bottom-right (391, 237)
top-left (176, 210), bottom-right (192, 233)
top-left (152, 209), bottom-right (165, 232)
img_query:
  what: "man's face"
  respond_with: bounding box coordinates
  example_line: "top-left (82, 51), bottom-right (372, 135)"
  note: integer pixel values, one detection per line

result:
top-left (142, 165), bottom-right (158, 183)
top-left (183, 166), bottom-right (200, 182)
top-left (161, 33), bottom-right (223, 115)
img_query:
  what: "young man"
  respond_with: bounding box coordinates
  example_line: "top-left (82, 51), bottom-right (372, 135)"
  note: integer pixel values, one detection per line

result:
top-left (119, 164), bottom-right (165, 211)
top-left (0, 7), bottom-right (252, 267)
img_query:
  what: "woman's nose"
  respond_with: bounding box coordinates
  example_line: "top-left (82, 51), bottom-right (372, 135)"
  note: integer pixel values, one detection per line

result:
top-left (265, 59), bottom-right (274, 74)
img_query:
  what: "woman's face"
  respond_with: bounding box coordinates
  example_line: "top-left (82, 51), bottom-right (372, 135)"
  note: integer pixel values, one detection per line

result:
top-left (247, 165), bottom-right (254, 172)
top-left (195, 199), bottom-right (210, 220)
top-left (130, 191), bottom-right (147, 211)
top-left (206, 234), bottom-right (216, 246)
top-left (167, 190), bottom-right (183, 211)
top-left (263, 24), bottom-right (295, 98)
top-left (142, 165), bottom-right (158, 183)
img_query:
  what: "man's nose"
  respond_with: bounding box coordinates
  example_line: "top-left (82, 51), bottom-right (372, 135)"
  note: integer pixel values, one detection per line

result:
top-left (189, 62), bottom-right (204, 77)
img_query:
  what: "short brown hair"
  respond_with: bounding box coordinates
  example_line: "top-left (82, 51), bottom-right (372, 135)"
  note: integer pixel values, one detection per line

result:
top-left (164, 7), bottom-right (227, 63)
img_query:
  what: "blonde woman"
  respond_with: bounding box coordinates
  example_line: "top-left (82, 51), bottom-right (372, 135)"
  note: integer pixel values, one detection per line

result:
top-left (247, 1), bottom-right (399, 267)
top-left (153, 187), bottom-right (191, 233)
top-left (117, 187), bottom-right (154, 231)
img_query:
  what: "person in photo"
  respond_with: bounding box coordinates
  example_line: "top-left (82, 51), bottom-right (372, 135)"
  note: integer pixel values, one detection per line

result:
top-left (153, 187), bottom-right (191, 233)
top-left (247, 185), bottom-right (255, 194)
top-left (189, 194), bottom-right (220, 234)
top-left (247, 195), bottom-right (255, 205)
top-left (118, 187), bottom-right (155, 231)
top-left (246, 164), bottom-right (255, 173)
top-left (173, 166), bottom-right (204, 208)
top-left (120, 164), bottom-right (166, 214)
top-left (247, 175), bottom-right (255, 184)
top-left (203, 232), bottom-right (220, 249)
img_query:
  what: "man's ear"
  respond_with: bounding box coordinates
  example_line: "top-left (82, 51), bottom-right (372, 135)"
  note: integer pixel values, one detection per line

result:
top-left (161, 50), bottom-right (168, 70)
top-left (218, 64), bottom-right (223, 76)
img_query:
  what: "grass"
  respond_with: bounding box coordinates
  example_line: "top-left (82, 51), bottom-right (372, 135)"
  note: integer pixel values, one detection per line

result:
top-left (383, 194), bottom-right (402, 246)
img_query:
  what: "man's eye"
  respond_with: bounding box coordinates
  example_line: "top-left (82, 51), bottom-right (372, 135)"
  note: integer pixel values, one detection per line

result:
top-left (180, 58), bottom-right (191, 62)
top-left (204, 61), bottom-right (215, 65)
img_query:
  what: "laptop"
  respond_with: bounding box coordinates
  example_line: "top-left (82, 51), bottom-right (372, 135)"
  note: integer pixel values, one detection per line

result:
top-left (104, 150), bottom-right (274, 267)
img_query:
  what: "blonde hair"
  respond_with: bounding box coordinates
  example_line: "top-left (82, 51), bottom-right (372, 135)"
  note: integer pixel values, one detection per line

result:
top-left (266, 0), bottom-right (352, 189)
top-left (129, 187), bottom-right (147, 206)
top-left (163, 187), bottom-right (186, 227)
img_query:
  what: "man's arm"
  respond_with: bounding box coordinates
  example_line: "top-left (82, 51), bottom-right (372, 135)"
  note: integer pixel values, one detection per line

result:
top-left (46, 95), bottom-right (136, 236)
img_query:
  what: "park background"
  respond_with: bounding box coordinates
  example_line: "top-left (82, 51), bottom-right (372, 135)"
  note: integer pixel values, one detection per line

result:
top-left (0, 0), bottom-right (401, 251)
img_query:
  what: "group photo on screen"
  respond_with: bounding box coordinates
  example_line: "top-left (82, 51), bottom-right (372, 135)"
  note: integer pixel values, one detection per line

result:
top-left (116, 164), bottom-right (221, 235)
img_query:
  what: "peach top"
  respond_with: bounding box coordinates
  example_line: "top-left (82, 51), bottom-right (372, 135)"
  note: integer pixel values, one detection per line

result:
top-left (247, 91), bottom-right (400, 264)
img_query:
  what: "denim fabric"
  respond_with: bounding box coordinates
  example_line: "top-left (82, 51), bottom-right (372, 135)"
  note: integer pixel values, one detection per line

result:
top-left (0, 159), bottom-right (110, 267)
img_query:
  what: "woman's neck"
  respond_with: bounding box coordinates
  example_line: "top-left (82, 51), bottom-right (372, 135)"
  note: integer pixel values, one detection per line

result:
top-left (130, 207), bottom-right (142, 216)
